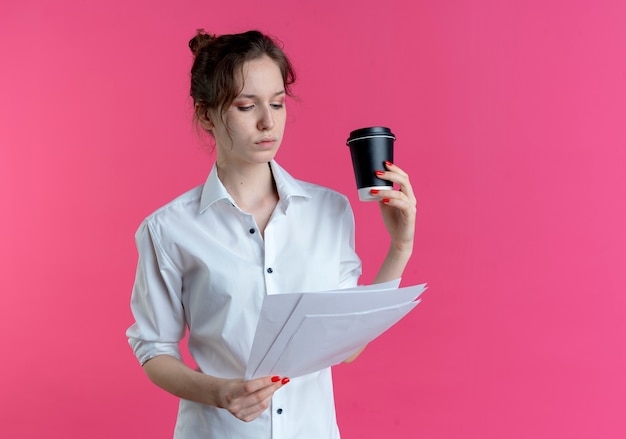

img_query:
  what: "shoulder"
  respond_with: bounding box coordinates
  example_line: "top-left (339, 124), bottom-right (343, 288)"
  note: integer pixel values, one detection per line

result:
top-left (302, 179), bottom-right (349, 201)
top-left (138, 185), bottom-right (203, 233)
top-left (296, 179), bottom-right (353, 216)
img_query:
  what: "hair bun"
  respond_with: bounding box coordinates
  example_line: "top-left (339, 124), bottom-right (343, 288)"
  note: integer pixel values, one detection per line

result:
top-left (189, 29), bottom-right (216, 56)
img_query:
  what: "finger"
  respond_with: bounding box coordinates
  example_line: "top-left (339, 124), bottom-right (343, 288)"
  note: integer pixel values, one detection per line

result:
top-left (375, 168), bottom-right (416, 203)
top-left (226, 376), bottom-right (278, 405)
top-left (368, 187), bottom-right (414, 207)
top-left (240, 375), bottom-right (283, 394)
top-left (235, 377), bottom-right (289, 421)
top-left (376, 163), bottom-right (412, 187)
top-left (384, 160), bottom-right (409, 178)
top-left (238, 376), bottom-right (289, 404)
top-left (379, 194), bottom-right (417, 212)
top-left (234, 392), bottom-right (273, 422)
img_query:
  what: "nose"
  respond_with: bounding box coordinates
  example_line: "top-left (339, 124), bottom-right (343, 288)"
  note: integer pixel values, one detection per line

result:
top-left (257, 106), bottom-right (275, 131)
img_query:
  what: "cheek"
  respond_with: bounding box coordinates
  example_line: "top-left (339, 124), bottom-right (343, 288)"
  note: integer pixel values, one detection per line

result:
top-left (222, 113), bottom-right (247, 132)
top-left (275, 111), bottom-right (287, 127)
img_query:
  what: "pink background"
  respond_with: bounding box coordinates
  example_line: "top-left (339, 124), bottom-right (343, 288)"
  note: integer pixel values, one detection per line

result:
top-left (1, 0), bottom-right (625, 438)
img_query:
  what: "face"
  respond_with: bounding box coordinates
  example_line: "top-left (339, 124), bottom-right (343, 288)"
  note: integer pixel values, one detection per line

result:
top-left (202, 55), bottom-right (287, 168)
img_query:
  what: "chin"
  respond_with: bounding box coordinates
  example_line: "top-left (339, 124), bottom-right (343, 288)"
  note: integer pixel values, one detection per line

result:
top-left (254, 148), bottom-right (280, 162)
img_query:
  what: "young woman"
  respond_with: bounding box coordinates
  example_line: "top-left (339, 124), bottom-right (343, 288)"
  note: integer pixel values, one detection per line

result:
top-left (126, 29), bottom-right (417, 438)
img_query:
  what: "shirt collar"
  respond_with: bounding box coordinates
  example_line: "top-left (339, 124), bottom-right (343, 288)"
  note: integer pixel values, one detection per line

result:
top-left (199, 160), bottom-right (311, 213)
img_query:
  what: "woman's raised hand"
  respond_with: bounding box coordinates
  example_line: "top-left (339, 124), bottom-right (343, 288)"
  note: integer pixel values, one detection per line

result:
top-left (369, 161), bottom-right (417, 254)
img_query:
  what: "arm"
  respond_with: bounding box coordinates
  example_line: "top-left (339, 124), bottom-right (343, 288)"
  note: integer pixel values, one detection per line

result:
top-left (143, 355), bottom-right (289, 422)
top-left (371, 160), bottom-right (417, 284)
top-left (128, 224), bottom-right (288, 422)
top-left (344, 160), bottom-right (417, 362)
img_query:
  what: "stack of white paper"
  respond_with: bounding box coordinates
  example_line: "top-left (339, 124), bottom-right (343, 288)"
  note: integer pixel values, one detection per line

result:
top-left (245, 280), bottom-right (427, 380)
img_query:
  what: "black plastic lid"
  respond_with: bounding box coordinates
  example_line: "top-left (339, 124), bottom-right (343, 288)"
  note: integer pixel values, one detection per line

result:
top-left (346, 126), bottom-right (396, 145)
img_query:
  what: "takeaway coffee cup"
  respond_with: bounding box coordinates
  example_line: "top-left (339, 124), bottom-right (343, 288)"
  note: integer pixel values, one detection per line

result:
top-left (346, 126), bottom-right (396, 201)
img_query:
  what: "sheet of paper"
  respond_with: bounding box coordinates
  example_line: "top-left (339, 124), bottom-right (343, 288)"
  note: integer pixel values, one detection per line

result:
top-left (245, 282), bottom-right (426, 379)
top-left (267, 301), bottom-right (419, 378)
top-left (249, 284), bottom-right (424, 378)
top-left (245, 279), bottom-right (402, 380)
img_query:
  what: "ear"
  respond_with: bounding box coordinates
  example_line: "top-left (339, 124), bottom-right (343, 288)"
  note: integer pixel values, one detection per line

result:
top-left (195, 104), bottom-right (214, 131)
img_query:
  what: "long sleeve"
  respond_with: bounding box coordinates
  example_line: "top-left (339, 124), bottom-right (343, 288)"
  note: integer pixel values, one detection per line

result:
top-left (338, 199), bottom-right (362, 289)
top-left (126, 221), bottom-right (186, 365)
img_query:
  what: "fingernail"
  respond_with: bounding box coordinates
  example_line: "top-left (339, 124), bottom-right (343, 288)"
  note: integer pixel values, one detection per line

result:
top-left (271, 376), bottom-right (281, 383)
top-left (375, 170), bottom-right (385, 177)
top-left (370, 189), bottom-right (380, 194)
top-left (385, 160), bottom-right (393, 167)
top-left (281, 377), bottom-right (290, 385)
top-left (382, 198), bottom-right (390, 203)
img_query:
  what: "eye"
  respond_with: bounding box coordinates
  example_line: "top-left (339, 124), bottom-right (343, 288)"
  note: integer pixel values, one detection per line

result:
top-left (237, 105), bottom-right (255, 112)
top-left (270, 103), bottom-right (284, 110)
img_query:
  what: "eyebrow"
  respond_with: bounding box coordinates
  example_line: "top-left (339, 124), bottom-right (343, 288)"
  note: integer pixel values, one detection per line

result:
top-left (237, 90), bottom-right (286, 99)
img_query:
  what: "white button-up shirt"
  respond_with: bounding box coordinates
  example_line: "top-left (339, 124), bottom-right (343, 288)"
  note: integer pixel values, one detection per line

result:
top-left (126, 161), bottom-right (362, 439)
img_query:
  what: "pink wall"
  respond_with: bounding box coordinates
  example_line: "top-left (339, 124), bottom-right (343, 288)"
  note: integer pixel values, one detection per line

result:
top-left (1, 0), bottom-right (625, 437)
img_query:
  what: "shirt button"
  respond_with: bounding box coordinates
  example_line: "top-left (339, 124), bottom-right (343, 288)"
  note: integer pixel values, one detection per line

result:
top-left (249, 228), bottom-right (255, 234)
top-left (267, 267), bottom-right (273, 274)
top-left (276, 408), bottom-right (283, 415)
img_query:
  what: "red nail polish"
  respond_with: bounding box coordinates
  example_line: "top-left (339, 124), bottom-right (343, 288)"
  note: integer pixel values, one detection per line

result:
top-left (375, 170), bottom-right (385, 177)
top-left (370, 189), bottom-right (380, 194)
top-left (281, 377), bottom-right (290, 385)
top-left (271, 376), bottom-right (281, 383)
top-left (385, 160), bottom-right (393, 167)
top-left (382, 198), bottom-right (390, 203)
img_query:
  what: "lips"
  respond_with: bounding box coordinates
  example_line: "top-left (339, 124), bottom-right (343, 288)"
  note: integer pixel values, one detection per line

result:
top-left (255, 137), bottom-right (277, 148)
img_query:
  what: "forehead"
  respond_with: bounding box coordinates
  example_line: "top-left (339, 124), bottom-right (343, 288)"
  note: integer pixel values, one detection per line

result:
top-left (237, 56), bottom-right (284, 93)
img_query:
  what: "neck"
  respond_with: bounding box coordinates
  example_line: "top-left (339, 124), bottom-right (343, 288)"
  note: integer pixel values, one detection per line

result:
top-left (216, 160), bottom-right (277, 207)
